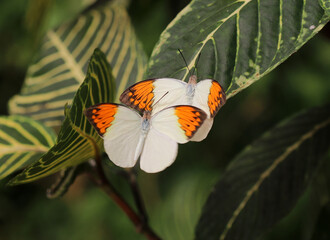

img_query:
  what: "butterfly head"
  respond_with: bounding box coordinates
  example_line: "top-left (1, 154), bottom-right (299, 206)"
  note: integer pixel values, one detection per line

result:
top-left (178, 49), bottom-right (201, 83)
top-left (142, 110), bottom-right (152, 120)
top-left (188, 75), bottom-right (197, 85)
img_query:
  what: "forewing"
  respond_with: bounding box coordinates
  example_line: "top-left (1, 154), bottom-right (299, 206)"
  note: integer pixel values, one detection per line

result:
top-left (190, 118), bottom-right (214, 142)
top-left (140, 129), bottom-right (178, 173)
top-left (84, 103), bottom-right (118, 137)
top-left (120, 78), bottom-right (186, 114)
top-left (152, 78), bottom-right (187, 114)
top-left (152, 105), bottom-right (207, 143)
top-left (120, 79), bottom-right (155, 112)
top-left (85, 104), bottom-right (142, 168)
top-left (194, 80), bottom-right (226, 118)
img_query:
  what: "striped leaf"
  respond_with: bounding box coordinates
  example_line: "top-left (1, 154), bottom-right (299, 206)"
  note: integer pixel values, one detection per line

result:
top-left (147, 0), bottom-right (329, 99)
top-left (46, 166), bottom-right (79, 199)
top-left (9, 0), bottom-right (147, 128)
top-left (0, 115), bottom-right (56, 180)
top-left (195, 105), bottom-right (330, 240)
top-left (9, 49), bottom-right (114, 185)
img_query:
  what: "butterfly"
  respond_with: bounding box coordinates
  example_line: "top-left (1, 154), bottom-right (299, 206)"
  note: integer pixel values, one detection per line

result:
top-left (120, 75), bottom-right (226, 141)
top-left (84, 103), bottom-right (207, 173)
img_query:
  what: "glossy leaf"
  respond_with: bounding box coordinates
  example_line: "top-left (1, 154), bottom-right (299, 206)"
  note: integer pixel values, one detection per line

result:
top-left (319, 0), bottom-right (330, 16)
top-left (147, 0), bottom-right (329, 99)
top-left (46, 166), bottom-right (79, 199)
top-left (0, 115), bottom-right (56, 180)
top-left (152, 170), bottom-right (218, 240)
top-left (9, 0), bottom-right (147, 128)
top-left (9, 49), bottom-right (113, 185)
top-left (195, 105), bottom-right (330, 240)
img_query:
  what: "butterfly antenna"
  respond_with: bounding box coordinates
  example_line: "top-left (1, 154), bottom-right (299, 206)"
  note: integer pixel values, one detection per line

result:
top-left (178, 49), bottom-right (191, 77)
top-left (191, 52), bottom-right (202, 77)
top-left (153, 91), bottom-right (169, 107)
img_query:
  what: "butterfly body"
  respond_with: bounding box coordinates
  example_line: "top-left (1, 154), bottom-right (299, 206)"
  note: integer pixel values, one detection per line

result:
top-left (141, 110), bottom-right (151, 133)
top-left (185, 75), bottom-right (197, 103)
top-left (85, 104), bottom-right (206, 173)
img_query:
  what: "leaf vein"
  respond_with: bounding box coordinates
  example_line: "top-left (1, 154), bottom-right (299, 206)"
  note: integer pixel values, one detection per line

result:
top-left (219, 117), bottom-right (330, 240)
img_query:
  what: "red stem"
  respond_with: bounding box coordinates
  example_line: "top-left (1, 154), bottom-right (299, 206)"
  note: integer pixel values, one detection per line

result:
top-left (90, 157), bottom-right (161, 240)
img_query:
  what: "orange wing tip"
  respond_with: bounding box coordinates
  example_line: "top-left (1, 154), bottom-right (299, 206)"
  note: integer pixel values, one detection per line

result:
top-left (208, 81), bottom-right (226, 118)
top-left (175, 105), bottom-right (207, 139)
top-left (119, 79), bottom-right (155, 112)
top-left (84, 103), bottom-right (118, 137)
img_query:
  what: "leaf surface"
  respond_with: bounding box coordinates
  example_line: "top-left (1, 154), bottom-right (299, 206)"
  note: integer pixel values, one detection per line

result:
top-left (9, 1), bottom-right (147, 127)
top-left (319, 0), bottom-right (330, 16)
top-left (147, 0), bottom-right (329, 98)
top-left (46, 166), bottom-right (79, 199)
top-left (9, 49), bottom-right (113, 184)
top-left (0, 115), bottom-right (56, 179)
top-left (195, 105), bottom-right (330, 240)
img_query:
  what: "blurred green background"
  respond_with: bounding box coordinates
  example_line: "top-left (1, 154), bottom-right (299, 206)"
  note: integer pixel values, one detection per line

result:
top-left (0, 0), bottom-right (329, 239)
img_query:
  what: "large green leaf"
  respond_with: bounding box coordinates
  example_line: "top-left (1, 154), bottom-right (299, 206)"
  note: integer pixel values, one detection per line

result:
top-left (151, 170), bottom-right (218, 240)
top-left (46, 166), bottom-right (79, 199)
top-left (9, 49), bottom-right (114, 185)
top-left (319, 0), bottom-right (330, 16)
top-left (195, 104), bottom-right (330, 240)
top-left (147, 0), bottom-right (329, 98)
top-left (9, 0), bottom-right (147, 128)
top-left (0, 115), bottom-right (56, 180)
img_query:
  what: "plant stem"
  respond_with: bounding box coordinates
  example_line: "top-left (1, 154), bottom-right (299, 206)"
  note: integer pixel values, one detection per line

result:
top-left (90, 157), bottom-right (161, 240)
top-left (124, 169), bottom-right (149, 223)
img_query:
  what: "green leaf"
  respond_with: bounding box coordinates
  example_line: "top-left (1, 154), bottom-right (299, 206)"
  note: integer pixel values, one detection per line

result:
top-left (9, 1), bottom-right (147, 128)
top-left (147, 0), bottom-right (329, 99)
top-left (195, 105), bottom-right (330, 240)
top-left (151, 170), bottom-right (218, 240)
top-left (46, 166), bottom-right (79, 199)
top-left (9, 49), bottom-right (113, 185)
top-left (0, 115), bottom-right (56, 180)
top-left (319, 0), bottom-right (330, 16)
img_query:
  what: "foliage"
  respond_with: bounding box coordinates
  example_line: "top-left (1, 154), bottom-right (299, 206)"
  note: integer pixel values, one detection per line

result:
top-left (0, 0), bottom-right (329, 239)
top-left (196, 104), bottom-right (330, 240)
top-left (147, 0), bottom-right (329, 98)
top-left (8, 0), bottom-right (147, 128)
top-left (0, 115), bottom-right (56, 179)
top-left (9, 49), bottom-right (114, 184)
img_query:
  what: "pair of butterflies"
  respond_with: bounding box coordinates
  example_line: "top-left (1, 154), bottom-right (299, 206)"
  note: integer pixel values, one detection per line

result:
top-left (84, 75), bottom-right (226, 173)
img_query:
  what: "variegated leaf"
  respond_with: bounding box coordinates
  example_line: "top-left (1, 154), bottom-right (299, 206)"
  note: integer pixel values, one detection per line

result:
top-left (46, 166), bottom-right (79, 199)
top-left (9, 49), bottom-right (113, 184)
top-left (319, 0), bottom-right (330, 16)
top-left (0, 115), bottom-right (56, 180)
top-left (147, 0), bottom-right (329, 99)
top-left (9, 0), bottom-right (147, 128)
top-left (195, 105), bottom-right (330, 240)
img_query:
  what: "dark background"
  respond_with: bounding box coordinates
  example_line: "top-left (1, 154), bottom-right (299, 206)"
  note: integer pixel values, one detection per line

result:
top-left (0, 0), bottom-right (329, 239)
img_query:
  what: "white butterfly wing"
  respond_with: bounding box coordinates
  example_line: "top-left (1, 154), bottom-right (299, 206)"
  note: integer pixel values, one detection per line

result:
top-left (139, 105), bottom-right (206, 172)
top-left (152, 78), bottom-right (187, 114)
top-left (189, 79), bottom-right (226, 141)
top-left (151, 106), bottom-right (188, 144)
top-left (152, 105), bottom-right (208, 144)
top-left (119, 78), bottom-right (187, 115)
top-left (193, 79), bottom-right (213, 117)
top-left (190, 118), bottom-right (214, 142)
top-left (194, 79), bottom-right (226, 118)
top-left (102, 105), bottom-right (143, 168)
top-left (140, 129), bottom-right (178, 173)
